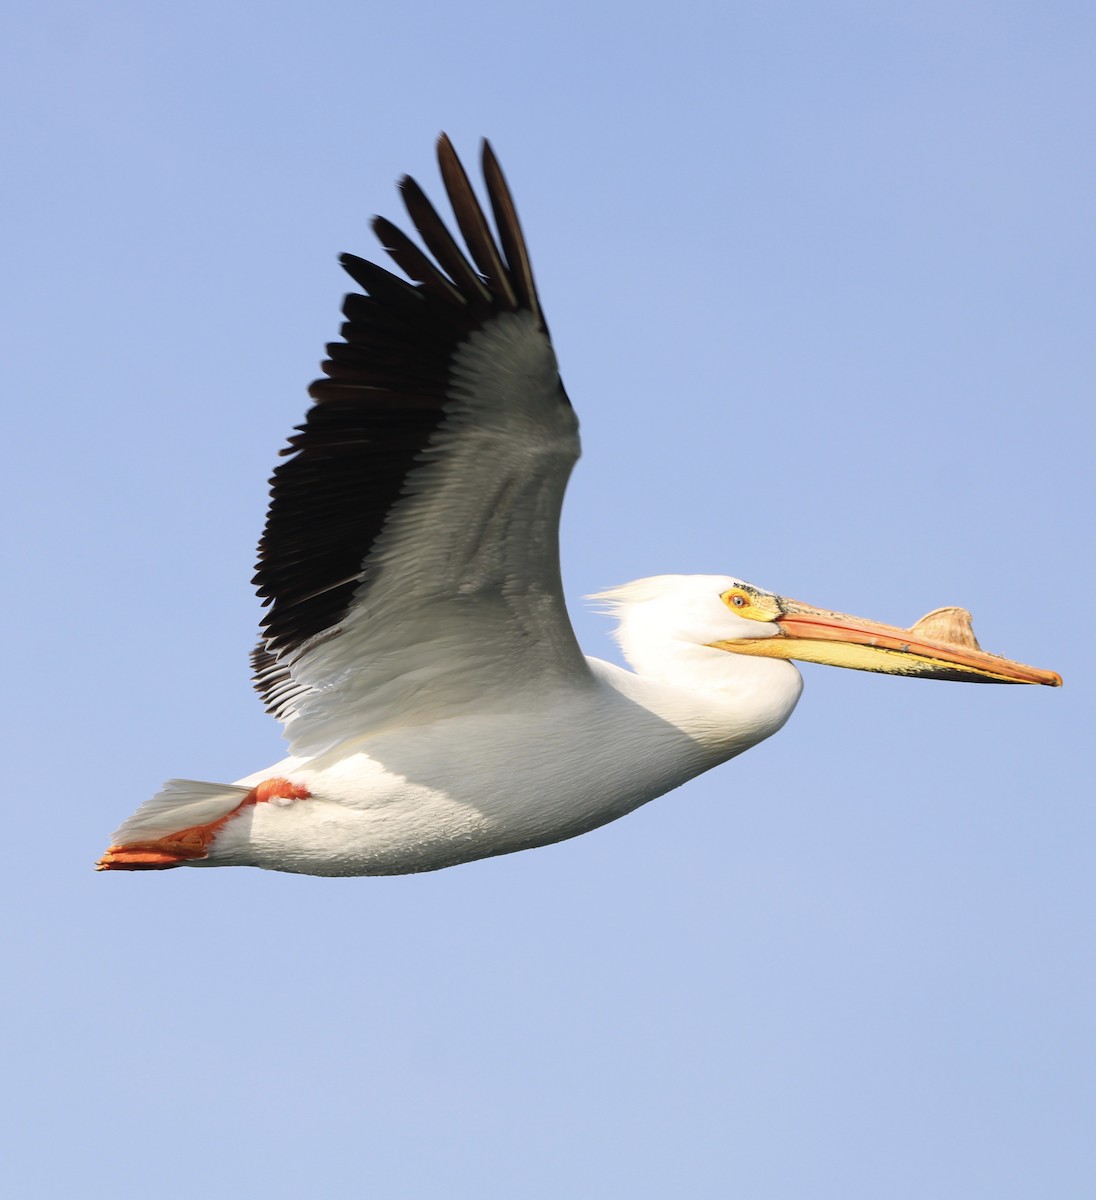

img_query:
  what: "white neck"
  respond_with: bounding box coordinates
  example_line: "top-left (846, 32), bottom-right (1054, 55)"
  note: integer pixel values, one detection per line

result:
top-left (590, 650), bottom-right (803, 763)
top-left (590, 572), bottom-right (806, 761)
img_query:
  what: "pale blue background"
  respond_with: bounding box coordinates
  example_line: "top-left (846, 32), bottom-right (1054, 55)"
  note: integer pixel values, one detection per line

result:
top-left (3, 2), bottom-right (1092, 1196)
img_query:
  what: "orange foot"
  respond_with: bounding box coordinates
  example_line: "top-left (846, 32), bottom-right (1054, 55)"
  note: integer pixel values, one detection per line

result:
top-left (95, 777), bottom-right (311, 871)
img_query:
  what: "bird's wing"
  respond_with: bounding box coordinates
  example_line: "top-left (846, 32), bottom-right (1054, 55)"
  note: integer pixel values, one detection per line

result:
top-left (252, 136), bottom-right (588, 756)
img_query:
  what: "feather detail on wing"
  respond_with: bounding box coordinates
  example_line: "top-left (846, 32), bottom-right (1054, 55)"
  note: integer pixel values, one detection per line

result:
top-left (251, 136), bottom-right (588, 753)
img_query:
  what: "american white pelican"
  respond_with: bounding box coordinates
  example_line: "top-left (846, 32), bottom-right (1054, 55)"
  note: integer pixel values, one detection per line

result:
top-left (97, 136), bottom-right (1060, 876)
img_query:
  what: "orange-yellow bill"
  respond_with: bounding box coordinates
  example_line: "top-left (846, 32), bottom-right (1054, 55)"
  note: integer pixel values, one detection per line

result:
top-left (712, 598), bottom-right (1061, 686)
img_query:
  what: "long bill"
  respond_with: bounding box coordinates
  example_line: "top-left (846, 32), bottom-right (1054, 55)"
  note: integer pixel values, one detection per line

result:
top-left (713, 600), bottom-right (1062, 686)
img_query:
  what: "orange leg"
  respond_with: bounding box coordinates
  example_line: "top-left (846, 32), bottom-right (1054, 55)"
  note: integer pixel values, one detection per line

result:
top-left (95, 778), bottom-right (311, 871)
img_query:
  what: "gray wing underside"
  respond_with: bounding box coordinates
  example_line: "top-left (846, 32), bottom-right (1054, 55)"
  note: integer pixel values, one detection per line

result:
top-left (250, 138), bottom-right (589, 755)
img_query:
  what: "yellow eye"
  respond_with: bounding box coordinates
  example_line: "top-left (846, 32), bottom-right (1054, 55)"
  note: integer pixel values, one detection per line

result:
top-left (720, 586), bottom-right (781, 624)
top-left (724, 589), bottom-right (751, 611)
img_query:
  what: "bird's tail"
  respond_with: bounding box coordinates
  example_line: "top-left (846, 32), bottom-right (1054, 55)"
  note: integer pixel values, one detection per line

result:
top-left (95, 779), bottom-right (252, 871)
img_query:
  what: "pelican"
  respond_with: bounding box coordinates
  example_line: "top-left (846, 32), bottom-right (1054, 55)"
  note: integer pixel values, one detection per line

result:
top-left (97, 136), bottom-right (1060, 877)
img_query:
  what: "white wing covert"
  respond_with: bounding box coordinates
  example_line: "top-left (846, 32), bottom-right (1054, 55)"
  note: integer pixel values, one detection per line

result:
top-left (251, 137), bottom-right (588, 756)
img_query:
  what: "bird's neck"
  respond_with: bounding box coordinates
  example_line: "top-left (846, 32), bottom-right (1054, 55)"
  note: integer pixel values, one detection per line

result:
top-left (590, 652), bottom-right (804, 760)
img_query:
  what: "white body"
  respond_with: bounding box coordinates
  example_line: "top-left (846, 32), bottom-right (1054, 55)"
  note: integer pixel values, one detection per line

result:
top-left (220, 652), bottom-right (802, 875)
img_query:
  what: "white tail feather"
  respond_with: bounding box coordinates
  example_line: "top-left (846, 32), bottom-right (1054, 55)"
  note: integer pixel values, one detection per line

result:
top-left (110, 779), bottom-right (252, 844)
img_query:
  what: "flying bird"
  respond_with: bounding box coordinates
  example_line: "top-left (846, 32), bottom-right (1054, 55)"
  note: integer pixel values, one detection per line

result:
top-left (97, 137), bottom-right (1060, 877)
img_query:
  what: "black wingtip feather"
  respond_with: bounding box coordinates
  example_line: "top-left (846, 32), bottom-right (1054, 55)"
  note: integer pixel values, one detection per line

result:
top-left (437, 135), bottom-right (519, 312)
top-left (252, 136), bottom-right (555, 689)
top-left (398, 175), bottom-right (492, 306)
top-left (481, 140), bottom-right (542, 328)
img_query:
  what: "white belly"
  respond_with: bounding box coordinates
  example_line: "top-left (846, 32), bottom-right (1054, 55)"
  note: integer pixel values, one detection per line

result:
top-left (213, 659), bottom-right (799, 877)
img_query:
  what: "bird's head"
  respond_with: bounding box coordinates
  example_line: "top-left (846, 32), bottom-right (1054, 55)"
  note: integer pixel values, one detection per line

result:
top-left (593, 574), bottom-right (1061, 689)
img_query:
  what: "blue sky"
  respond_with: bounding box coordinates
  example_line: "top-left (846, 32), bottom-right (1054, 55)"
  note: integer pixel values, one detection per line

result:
top-left (3, 2), bottom-right (1093, 1196)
